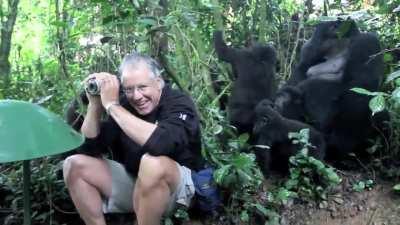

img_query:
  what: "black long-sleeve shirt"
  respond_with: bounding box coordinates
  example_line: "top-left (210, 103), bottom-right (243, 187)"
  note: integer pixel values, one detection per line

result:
top-left (78, 85), bottom-right (204, 176)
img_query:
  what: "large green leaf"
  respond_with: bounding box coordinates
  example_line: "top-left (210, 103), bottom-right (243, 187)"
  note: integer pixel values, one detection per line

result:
top-left (351, 87), bottom-right (377, 96)
top-left (385, 69), bottom-right (400, 83)
top-left (391, 87), bottom-right (400, 102)
top-left (0, 100), bottom-right (84, 163)
top-left (369, 95), bottom-right (386, 115)
top-left (232, 153), bottom-right (254, 169)
top-left (213, 165), bottom-right (231, 185)
top-left (393, 184), bottom-right (400, 192)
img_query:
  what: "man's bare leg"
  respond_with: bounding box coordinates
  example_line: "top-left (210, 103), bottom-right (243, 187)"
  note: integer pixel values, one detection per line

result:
top-left (63, 154), bottom-right (112, 225)
top-left (133, 154), bottom-right (180, 225)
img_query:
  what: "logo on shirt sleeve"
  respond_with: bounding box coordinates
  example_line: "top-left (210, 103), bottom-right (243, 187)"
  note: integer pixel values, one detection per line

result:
top-left (179, 113), bottom-right (187, 121)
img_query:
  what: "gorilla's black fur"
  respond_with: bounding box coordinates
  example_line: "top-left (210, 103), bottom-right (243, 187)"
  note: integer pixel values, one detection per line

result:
top-left (65, 91), bottom-right (88, 131)
top-left (287, 19), bottom-right (361, 85)
top-left (275, 19), bottom-right (386, 158)
top-left (253, 99), bottom-right (326, 177)
top-left (213, 31), bottom-right (277, 134)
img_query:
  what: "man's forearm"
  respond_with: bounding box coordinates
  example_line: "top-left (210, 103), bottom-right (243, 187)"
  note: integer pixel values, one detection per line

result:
top-left (81, 103), bottom-right (104, 138)
top-left (108, 105), bottom-right (157, 146)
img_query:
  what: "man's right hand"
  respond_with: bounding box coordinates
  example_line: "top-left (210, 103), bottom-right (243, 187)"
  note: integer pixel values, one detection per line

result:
top-left (83, 73), bottom-right (109, 108)
top-left (81, 73), bottom-right (113, 137)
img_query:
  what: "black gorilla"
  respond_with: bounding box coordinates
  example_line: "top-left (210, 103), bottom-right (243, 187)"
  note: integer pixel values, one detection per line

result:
top-left (253, 99), bottom-right (326, 177)
top-left (65, 91), bottom-right (88, 131)
top-left (287, 19), bottom-right (361, 85)
top-left (275, 77), bottom-right (345, 130)
top-left (275, 19), bottom-right (386, 158)
top-left (213, 30), bottom-right (277, 134)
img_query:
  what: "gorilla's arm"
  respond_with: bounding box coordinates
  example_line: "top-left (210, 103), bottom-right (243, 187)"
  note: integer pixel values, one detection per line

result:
top-left (65, 91), bottom-right (88, 131)
top-left (287, 19), bottom-right (355, 85)
top-left (342, 32), bottom-right (383, 90)
top-left (306, 50), bottom-right (348, 78)
top-left (213, 30), bottom-right (237, 63)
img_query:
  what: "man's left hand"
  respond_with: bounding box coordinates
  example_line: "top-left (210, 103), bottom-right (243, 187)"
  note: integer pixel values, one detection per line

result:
top-left (99, 73), bottom-right (120, 108)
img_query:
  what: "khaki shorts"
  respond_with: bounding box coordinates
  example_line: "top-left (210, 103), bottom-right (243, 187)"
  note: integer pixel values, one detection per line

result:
top-left (102, 159), bottom-right (195, 215)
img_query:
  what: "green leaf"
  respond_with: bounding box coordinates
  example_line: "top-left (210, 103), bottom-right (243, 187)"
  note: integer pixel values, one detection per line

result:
top-left (391, 87), bottom-right (400, 101)
top-left (300, 148), bottom-right (309, 156)
top-left (384, 53), bottom-right (394, 62)
top-left (365, 179), bottom-right (374, 189)
top-left (50, 20), bottom-right (68, 28)
top-left (174, 207), bottom-right (189, 221)
top-left (237, 169), bottom-right (252, 184)
top-left (164, 218), bottom-right (173, 225)
top-left (351, 87), bottom-right (377, 96)
top-left (228, 139), bottom-right (239, 149)
top-left (102, 15), bottom-right (117, 25)
top-left (289, 168), bottom-right (300, 179)
top-left (313, 160), bottom-right (325, 171)
top-left (212, 124), bottom-right (223, 135)
top-left (238, 133), bottom-right (250, 144)
top-left (353, 181), bottom-right (366, 192)
top-left (393, 184), bottom-right (400, 192)
top-left (214, 165), bottom-right (231, 185)
top-left (285, 178), bottom-right (299, 189)
top-left (326, 168), bottom-right (341, 184)
top-left (253, 203), bottom-right (268, 216)
top-left (138, 17), bottom-right (157, 26)
top-left (288, 131), bottom-right (299, 139)
top-left (232, 153), bottom-right (253, 169)
top-left (132, 0), bottom-right (140, 8)
top-left (240, 210), bottom-right (249, 222)
top-left (265, 210), bottom-right (280, 225)
top-left (276, 188), bottom-right (295, 204)
top-left (385, 69), bottom-right (400, 83)
top-left (369, 95), bottom-right (386, 115)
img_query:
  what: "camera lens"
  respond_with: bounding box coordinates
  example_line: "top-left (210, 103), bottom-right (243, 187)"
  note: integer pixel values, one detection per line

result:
top-left (85, 78), bottom-right (100, 95)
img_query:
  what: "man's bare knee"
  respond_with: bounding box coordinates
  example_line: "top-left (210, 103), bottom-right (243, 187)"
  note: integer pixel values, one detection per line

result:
top-left (137, 154), bottom-right (179, 192)
top-left (138, 154), bottom-right (168, 180)
top-left (63, 154), bottom-right (99, 184)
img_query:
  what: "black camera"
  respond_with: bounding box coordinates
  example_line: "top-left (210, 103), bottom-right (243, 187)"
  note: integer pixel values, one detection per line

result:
top-left (85, 77), bottom-right (100, 95)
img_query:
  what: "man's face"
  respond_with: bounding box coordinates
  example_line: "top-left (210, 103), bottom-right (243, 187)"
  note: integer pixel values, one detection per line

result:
top-left (121, 64), bottom-right (162, 115)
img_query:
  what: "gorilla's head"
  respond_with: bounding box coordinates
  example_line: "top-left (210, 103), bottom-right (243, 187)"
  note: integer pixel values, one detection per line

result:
top-left (312, 18), bottom-right (359, 41)
top-left (253, 99), bottom-right (281, 136)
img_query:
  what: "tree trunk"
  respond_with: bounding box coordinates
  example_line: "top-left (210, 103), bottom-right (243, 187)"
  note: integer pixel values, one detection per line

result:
top-left (149, 0), bottom-right (184, 91)
top-left (258, 0), bottom-right (267, 43)
top-left (0, 0), bottom-right (20, 86)
top-left (55, 0), bottom-right (69, 79)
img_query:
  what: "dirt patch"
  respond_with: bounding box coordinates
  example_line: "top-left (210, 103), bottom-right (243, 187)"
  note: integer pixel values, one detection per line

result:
top-left (279, 171), bottom-right (400, 225)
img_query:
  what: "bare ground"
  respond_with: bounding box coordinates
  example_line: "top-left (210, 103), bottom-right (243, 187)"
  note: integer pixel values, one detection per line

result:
top-left (189, 169), bottom-right (400, 225)
top-left (278, 171), bottom-right (400, 225)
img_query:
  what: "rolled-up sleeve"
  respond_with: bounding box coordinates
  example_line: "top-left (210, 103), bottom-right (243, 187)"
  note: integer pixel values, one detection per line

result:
top-left (76, 117), bottom-right (120, 156)
top-left (142, 95), bottom-right (199, 156)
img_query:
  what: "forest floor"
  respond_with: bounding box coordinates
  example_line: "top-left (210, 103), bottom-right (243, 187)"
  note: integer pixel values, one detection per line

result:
top-left (107, 169), bottom-right (400, 225)
top-left (277, 170), bottom-right (400, 225)
top-left (2, 168), bottom-right (400, 225)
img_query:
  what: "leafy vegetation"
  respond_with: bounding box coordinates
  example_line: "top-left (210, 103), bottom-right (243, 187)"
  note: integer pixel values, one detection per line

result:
top-left (285, 129), bottom-right (341, 202)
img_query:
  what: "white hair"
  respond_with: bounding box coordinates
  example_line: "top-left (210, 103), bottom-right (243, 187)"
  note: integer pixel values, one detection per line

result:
top-left (119, 52), bottom-right (165, 87)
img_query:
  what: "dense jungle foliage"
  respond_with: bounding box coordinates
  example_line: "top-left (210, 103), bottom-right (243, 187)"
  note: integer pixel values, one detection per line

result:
top-left (0, 0), bottom-right (400, 225)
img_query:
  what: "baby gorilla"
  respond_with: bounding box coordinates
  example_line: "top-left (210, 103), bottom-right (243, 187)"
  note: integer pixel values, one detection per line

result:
top-left (252, 99), bottom-right (326, 178)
